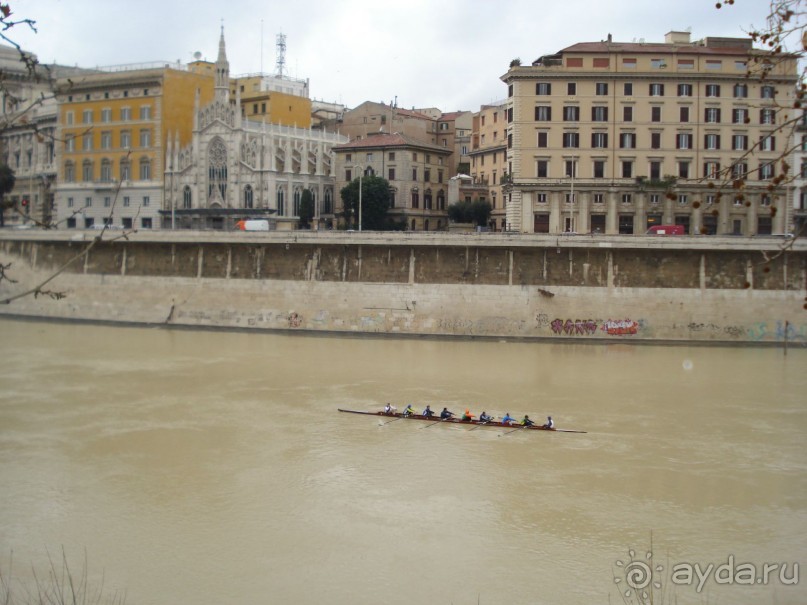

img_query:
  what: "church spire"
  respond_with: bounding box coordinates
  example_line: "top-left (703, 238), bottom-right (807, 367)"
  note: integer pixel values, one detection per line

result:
top-left (215, 25), bottom-right (230, 103)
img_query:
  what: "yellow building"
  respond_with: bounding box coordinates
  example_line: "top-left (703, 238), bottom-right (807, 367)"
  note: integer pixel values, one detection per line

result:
top-left (502, 31), bottom-right (799, 235)
top-left (470, 102), bottom-right (509, 230)
top-left (230, 74), bottom-right (312, 128)
top-left (55, 64), bottom-right (214, 229)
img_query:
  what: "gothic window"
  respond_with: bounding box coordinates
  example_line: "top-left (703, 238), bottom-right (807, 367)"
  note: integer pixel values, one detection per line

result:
top-left (183, 186), bottom-right (192, 209)
top-left (208, 138), bottom-right (228, 201)
top-left (244, 184), bottom-right (254, 209)
top-left (277, 185), bottom-right (286, 216)
top-left (323, 188), bottom-right (333, 214)
top-left (293, 187), bottom-right (302, 216)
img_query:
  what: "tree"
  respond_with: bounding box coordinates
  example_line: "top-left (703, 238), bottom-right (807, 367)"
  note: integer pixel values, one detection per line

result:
top-left (471, 199), bottom-right (492, 227)
top-left (0, 163), bottom-right (16, 228)
top-left (448, 198), bottom-right (492, 226)
top-left (298, 189), bottom-right (315, 229)
top-left (340, 174), bottom-right (391, 230)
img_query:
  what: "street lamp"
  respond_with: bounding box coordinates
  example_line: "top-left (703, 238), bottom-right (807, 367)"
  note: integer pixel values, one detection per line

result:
top-left (354, 165), bottom-right (363, 231)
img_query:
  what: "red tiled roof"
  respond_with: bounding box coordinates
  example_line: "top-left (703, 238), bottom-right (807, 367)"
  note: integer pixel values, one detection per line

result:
top-left (560, 41), bottom-right (752, 56)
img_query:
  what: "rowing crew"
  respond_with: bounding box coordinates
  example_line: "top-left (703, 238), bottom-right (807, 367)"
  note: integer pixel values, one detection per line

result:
top-left (395, 403), bottom-right (554, 429)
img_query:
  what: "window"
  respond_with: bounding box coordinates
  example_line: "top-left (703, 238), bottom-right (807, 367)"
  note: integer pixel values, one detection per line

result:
top-left (84, 197), bottom-right (92, 208)
top-left (676, 133), bottom-right (692, 149)
top-left (705, 60), bottom-right (722, 70)
top-left (621, 161), bottom-right (633, 178)
top-left (536, 83), bottom-right (552, 95)
top-left (678, 59), bottom-right (694, 70)
top-left (565, 159), bottom-right (578, 177)
top-left (67, 197), bottom-right (74, 208)
top-left (537, 131), bottom-right (548, 147)
top-left (120, 160), bottom-right (130, 181)
top-left (82, 161), bottom-right (93, 181)
top-left (412, 168), bottom-right (417, 180)
top-left (120, 130), bottom-right (131, 148)
top-left (622, 193), bottom-right (633, 204)
top-left (65, 135), bottom-right (75, 152)
top-left (678, 161), bottom-right (690, 179)
top-left (623, 106), bottom-right (633, 122)
top-left (82, 109), bottom-right (93, 124)
top-left (123, 196), bottom-right (130, 207)
top-left (651, 106), bottom-right (662, 122)
top-left (65, 111), bottom-right (74, 125)
top-left (649, 194), bottom-right (660, 205)
top-left (735, 60), bottom-right (747, 70)
top-left (101, 131), bottom-right (111, 149)
top-left (276, 187), bottom-right (285, 215)
top-left (595, 83), bottom-right (608, 95)
top-left (732, 162), bottom-right (747, 179)
top-left (704, 133), bottom-right (721, 150)
top-left (562, 132), bottom-right (579, 148)
top-left (139, 105), bottom-right (151, 120)
top-left (650, 132), bottom-right (662, 149)
top-left (101, 108), bottom-right (112, 122)
top-left (649, 83), bottom-right (664, 96)
top-left (593, 160), bottom-right (605, 178)
top-left (680, 106), bottom-right (690, 122)
top-left (535, 106), bottom-right (551, 121)
top-left (733, 84), bottom-right (748, 98)
top-left (594, 193), bottom-right (605, 204)
top-left (438, 170), bottom-right (443, 183)
top-left (566, 57), bottom-right (583, 67)
top-left (143, 196), bottom-right (150, 207)
top-left (623, 83), bottom-right (633, 96)
top-left (759, 163), bottom-right (775, 180)
top-left (141, 218), bottom-right (152, 229)
top-left (83, 133), bottom-right (93, 151)
top-left (619, 132), bottom-right (636, 148)
top-left (678, 83), bottom-right (693, 96)
top-left (705, 84), bottom-right (721, 97)
top-left (64, 162), bottom-right (74, 182)
top-left (565, 192), bottom-right (576, 204)
top-left (678, 194), bottom-right (689, 205)
top-left (424, 169), bottom-right (431, 182)
top-left (591, 132), bottom-right (608, 148)
top-left (243, 185), bottom-right (253, 208)
top-left (732, 134), bottom-right (748, 151)
top-left (345, 169), bottom-right (352, 181)
top-left (761, 86), bottom-right (775, 99)
top-left (567, 82), bottom-right (577, 95)
top-left (388, 167), bottom-right (395, 180)
top-left (139, 158), bottom-right (151, 180)
top-left (705, 107), bottom-right (721, 123)
top-left (760, 194), bottom-right (771, 206)
top-left (732, 108), bottom-right (749, 124)
top-left (704, 161), bottom-right (720, 179)
top-left (536, 160), bottom-right (549, 178)
top-left (593, 58), bottom-right (609, 68)
top-left (100, 159), bottom-right (112, 181)
top-left (759, 135), bottom-right (775, 151)
top-left (760, 108), bottom-right (775, 124)
top-left (183, 186), bottom-right (192, 209)
top-left (623, 58), bottom-right (637, 69)
top-left (120, 107), bottom-right (131, 121)
top-left (651, 58), bottom-right (667, 69)
top-left (563, 106), bottom-right (579, 121)
top-left (650, 161), bottom-right (662, 179)
top-left (139, 129), bottom-right (151, 147)
top-left (411, 190), bottom-right (419, 208)
top-left (592, 106), bottom-right (608, 121)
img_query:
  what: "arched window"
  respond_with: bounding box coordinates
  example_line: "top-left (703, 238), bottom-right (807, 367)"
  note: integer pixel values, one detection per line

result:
top-left (323, 189), bottom-right (333, 214)
top-left (410, 219), bottom-right (416, 231)
top-left (100, 158), bottom-right (112, 182)
top-left (293, 187), bottom-right (302, 216)
top-left (139, 157), bottom-right (151, 180)
top-left (424, 188), bottom-right (433, 210)
top-left (183, 186), bottom-right (192, 209)
top-left (424, 219), bottom-right (430, 231)
top-left (389, 188), bottom-right (397, 208)
top-left (64, 161), bottom-right (74, 182)
top-left (276, 185), bottom-right (286, 216)
top-left (207, 138), bottom-right (228, 201)
top-left (119, 159), bottom-right (130, 181)
top-left (437, 190), bottom-right (445, 210)
top-left (243, 184), bottom-right (254, 209)
top-left (82, 160), bottom-right (93, 182)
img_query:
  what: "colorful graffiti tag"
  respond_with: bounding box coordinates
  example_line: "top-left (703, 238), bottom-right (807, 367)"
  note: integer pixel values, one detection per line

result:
top-left (549, 318), bottom-right (642, 337)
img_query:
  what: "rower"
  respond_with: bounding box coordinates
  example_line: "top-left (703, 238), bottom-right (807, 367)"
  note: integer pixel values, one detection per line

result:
top-left (422, 405), bottom-right (435, 418)
top-left (384, 403), bottom-right (392, 414)
top-left (402, 404), bottom-right (415, 417)
top-left (440, 407), bottom-right (454, 419)
top-left (461, 408), bottom-right (476, 422)
top-left (478, 411), bottom-right (492, 423)
top-left (521, 415), bottom-right (535, 427)
top-left (542, 416), bottom-right (554, 429)
top-left (501, 412), bottom-right (515, 425)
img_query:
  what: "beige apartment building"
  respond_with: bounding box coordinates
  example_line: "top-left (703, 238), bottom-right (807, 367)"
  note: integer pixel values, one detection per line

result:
top-left (332, 131), bottom-right (452, 231)
top-left (501, 31), bottom-right (799, 235)
top-left (469, 102), bottom-right (509, 230)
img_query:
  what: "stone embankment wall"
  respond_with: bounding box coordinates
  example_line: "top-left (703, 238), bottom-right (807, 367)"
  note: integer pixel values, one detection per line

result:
top-left (1, 231), bottom-right (805, 345)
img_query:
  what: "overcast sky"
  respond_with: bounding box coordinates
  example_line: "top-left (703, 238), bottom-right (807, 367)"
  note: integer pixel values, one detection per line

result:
top-left (8, 0), bottom-right (772, 112)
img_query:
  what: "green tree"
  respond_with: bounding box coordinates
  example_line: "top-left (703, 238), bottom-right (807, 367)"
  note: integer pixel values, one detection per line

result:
top-left (448, 198), bottom-right (492, 226)
top-left (298, 189), bottom-right (315, 229)
top-left (0, 163), bottom-right (16, 228)
top-left (447, 199), bottom-right (473, 223)
top-left (340, 174), bottom-right (391, 230)
top-left (471, 199), bottom-right (492, 227)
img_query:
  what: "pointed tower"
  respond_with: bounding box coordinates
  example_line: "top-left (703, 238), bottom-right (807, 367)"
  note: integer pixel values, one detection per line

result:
top-left (215, 26), bottom-right (230, 103)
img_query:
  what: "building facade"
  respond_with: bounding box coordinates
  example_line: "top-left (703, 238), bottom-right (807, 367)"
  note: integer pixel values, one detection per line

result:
top-left (53, 61), bottom-right (215, 230)
top-left (501, 31), bottom-right (799, 235)
top-left (469, 102), bottom-right (509, 230)
top-left (333, 132), bottom-right (452, 231)
top-left (163, 31), bottom-right (346, 230)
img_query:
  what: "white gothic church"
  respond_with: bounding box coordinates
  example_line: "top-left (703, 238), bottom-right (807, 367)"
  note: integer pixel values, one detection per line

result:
top-left (162, 30), bottom-right (347, 230)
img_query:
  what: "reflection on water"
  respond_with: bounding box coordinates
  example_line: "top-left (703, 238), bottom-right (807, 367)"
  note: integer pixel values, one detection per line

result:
top-left (0, 319), bottom-right (805, 604)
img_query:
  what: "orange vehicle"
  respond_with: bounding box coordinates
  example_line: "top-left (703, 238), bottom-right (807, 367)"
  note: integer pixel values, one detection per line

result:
top-left (646, 225), bottom-right (685, 235)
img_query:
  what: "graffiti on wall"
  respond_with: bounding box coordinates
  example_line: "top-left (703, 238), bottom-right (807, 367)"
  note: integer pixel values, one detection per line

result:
top-left (549, 317), bottom-right (643, 337)
top-left (748, 321), bottom-right (807, 342)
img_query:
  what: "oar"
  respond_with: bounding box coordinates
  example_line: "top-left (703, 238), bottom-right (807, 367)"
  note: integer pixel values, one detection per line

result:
top-left (498, 423), bottom-right (529, 437)
top-left (468, 418), bottom-right (495, 431)
top-left (379, 416), bottom-right (402, 426)
top-left (422, 416), bottom-right (451, 429)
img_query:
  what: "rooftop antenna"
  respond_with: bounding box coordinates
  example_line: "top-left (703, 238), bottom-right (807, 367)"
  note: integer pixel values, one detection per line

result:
top-left (276, 31), bottom-right (286, 77)
top-left (260, 19), bottom-right (264, 73)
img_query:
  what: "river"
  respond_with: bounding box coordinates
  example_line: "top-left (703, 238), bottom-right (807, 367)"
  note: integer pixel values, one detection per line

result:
top-left (0, 318), bottom-right (804, 604)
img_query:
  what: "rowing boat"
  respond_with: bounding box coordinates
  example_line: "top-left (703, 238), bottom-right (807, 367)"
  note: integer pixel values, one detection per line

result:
top-left (337, 408), bottom-right (587, 433)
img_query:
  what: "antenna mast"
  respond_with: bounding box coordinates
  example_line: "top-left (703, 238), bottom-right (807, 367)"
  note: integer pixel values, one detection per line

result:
top-left (276, 32), bottom-right (286, 77)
